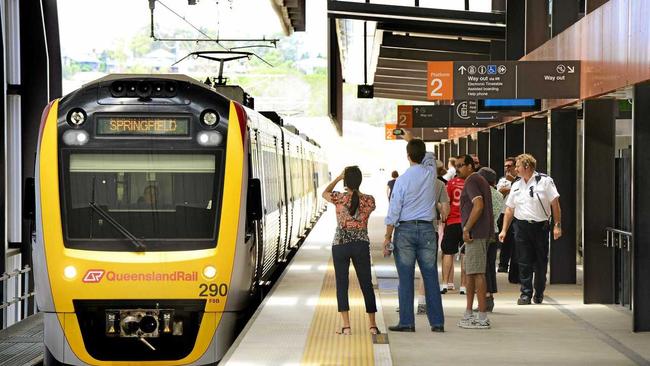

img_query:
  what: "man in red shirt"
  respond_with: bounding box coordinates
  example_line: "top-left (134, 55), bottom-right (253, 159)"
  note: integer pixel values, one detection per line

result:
top-left (440, 158), bottom-right (467, 294)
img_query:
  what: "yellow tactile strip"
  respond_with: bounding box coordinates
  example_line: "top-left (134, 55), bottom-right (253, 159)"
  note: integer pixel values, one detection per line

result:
top-left (301, 259), bottom-right (375, 366)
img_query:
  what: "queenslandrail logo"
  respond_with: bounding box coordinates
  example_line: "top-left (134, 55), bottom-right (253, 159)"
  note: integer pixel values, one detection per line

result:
top-left (82, 269), bottom-right (197, 283)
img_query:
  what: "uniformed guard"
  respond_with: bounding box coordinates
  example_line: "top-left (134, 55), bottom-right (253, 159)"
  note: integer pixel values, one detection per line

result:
top-left (498, 153), bottom-right (562, 305)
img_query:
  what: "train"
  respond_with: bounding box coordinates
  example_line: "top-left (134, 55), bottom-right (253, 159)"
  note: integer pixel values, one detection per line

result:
top-left (33, 74), bottom-right (328, 365)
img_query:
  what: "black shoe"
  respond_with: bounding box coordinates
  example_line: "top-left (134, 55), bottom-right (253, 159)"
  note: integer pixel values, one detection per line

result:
top-left (389, 325), bottom-right (415, 332)
top-left (486, 296), bottom-right (495, 312)
top-left (431, 325), bottom-right (445, 333)
top-left (497, 266), bottom-right (508, 273)
top-left (517, 295), bottom-right (531, 305)
top-left (533, 295), bottom-right (543, 304)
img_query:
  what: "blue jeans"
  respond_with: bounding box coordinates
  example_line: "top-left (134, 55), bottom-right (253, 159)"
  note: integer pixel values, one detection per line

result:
top-left (393, 222), bottom-right (445, 327)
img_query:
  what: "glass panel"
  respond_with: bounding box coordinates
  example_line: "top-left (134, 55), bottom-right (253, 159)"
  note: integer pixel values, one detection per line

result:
top-left (66, 153), bottom-right (219, 241)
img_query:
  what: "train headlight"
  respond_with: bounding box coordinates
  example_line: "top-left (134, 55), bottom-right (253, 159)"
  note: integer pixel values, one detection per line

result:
top-left (201, 110), bottom-right (219, 126)
top-left (62, 130), bottom-right (90, 146)
top-left (197, 131), bottom-right (223, 146)
top-left (203, 265), bottom-right (217, 279)
top-left (67, 108), bottom-right (87, 127)
top-left (64, 265), bottom-right (77, 279)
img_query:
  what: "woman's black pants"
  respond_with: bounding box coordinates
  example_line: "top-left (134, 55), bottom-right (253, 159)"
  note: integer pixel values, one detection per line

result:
top-left (332, 241), bottom-right (377, 313)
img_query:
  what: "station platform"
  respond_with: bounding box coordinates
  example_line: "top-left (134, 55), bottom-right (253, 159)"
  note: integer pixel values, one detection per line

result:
top-left (2, 188), bottom-right (650, 366)
top-left (222, 179), bottom-right (650, 366)
top-left (0, 313), bottom-right (43, 366)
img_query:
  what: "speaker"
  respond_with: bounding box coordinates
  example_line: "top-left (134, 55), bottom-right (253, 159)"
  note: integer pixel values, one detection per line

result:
top-left (357, 84), bottom-right (374, 99)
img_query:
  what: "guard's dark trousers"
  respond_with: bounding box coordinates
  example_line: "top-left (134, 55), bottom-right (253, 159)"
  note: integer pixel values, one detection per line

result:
top-left (514, 220), bottom-right (550, 298)
top-left (332, 240), bottom-right (377, 313)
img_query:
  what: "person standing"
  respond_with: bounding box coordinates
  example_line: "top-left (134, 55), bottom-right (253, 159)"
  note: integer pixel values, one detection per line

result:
top-left (322, 166), bottom-right (380, 335)
top-left (478, 167), bottom-right (504, 312)
top-left (498, 154), bottom-right (562, 305)
top-left (440, 160), bottom-right (466, 294)
top-left (384, 131), bottom-right (445, 333)
top-left (497, 157), bottom-right (517, 275)
top-left (387, 170), bottom-right (399, 201)
top-left (443, 157), bottom-right (457, 181)
top-left (415, 161), bottom-right (450, 314)
top-left (455, 156), bottom-right (493, 329)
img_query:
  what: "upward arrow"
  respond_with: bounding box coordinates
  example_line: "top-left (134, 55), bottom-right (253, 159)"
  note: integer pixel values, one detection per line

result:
top-left (458, 66), bottom-right (467, 75)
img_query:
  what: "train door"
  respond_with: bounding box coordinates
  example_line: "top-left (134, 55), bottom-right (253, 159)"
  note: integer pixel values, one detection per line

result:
top-left (303, 148), bottom-right (314, 230)
top-left (295, 144), bottom-right (306, 239)
top-left (259, 132), bottom-right (281, 279)
top-left (249, 129), bottom-right (264, 284)
top-left (274, 135), bottom-right (289, 261)
top-left (285, 141), bottom-right (296, 248)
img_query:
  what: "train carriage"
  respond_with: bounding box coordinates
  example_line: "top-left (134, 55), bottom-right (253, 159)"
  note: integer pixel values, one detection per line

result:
top-left (33, 74), bottom-right (327, 366)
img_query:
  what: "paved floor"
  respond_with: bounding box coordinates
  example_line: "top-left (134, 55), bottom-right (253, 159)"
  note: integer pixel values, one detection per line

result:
top-left (367, 216), bottom-right (650, 366)
top-left (224, 202), bottom-right (650, 365)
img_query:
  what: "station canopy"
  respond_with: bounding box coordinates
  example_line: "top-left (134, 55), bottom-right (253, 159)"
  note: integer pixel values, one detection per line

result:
top-left (328, 0), bottom-right (505, 102)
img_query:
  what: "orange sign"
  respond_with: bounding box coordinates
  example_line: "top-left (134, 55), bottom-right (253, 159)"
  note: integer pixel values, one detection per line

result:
top-left (385, 123), bottom-right (397, 140)
top-left (427, 61), bottom-right (454, 100)
top-left (397, 105), bottom-right (413, 129)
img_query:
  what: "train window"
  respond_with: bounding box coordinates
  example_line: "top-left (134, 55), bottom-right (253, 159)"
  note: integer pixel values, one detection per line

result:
top-left (64, 152), bottom-right (221, 247)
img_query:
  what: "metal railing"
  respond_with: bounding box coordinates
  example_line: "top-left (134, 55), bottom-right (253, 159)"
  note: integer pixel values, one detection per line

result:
top-left (603, 227), bottom-right (632, 251)
top-left (0, 266), bottom-right (36, 329)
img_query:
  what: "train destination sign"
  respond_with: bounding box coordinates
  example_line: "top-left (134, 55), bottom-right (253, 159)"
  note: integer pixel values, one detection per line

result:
top-left (96, 116), bottom-right (190, 136)
top-left (427, 61), bottom-right (580, 100)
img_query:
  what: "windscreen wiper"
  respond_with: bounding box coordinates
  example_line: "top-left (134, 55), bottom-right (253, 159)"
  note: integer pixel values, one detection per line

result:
top-left (88, 201), bottom-right (147, 252)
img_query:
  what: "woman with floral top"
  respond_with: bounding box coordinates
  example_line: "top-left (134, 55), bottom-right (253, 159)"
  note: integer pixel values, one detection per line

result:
top-left (322, 166), bottom-right (379, 336)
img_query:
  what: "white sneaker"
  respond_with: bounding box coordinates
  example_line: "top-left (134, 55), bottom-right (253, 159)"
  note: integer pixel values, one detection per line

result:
top-left (457, 314), bottom-right (475, 328)
top-left (459, 286), bottom-right (467, 295)
top-left (447, 283), bottom-right (455, 290)
top-left (459, 317), bottom-right (491, 329)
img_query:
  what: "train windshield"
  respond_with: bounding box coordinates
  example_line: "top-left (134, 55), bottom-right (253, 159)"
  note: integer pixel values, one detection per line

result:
top-left (63, 152), bottom-right (221, 248)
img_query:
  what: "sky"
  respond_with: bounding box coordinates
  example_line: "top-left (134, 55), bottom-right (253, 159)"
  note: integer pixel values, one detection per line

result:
top-left (58, 0), bottom-right (327, 58)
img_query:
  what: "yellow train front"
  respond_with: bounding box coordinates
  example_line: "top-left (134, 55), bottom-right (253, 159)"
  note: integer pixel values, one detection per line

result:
top-left (34, 75), bottom-right (270, 365)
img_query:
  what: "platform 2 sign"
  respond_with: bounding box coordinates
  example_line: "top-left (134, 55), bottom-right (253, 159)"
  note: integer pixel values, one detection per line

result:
top-left (385, 123), bottom-right (397, 140)
top-left (427, 61), bottom-right (580, 100)
top-left (397, 105), bottom-right (452, 128)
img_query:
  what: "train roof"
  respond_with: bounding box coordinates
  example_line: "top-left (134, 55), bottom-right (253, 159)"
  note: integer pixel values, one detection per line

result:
top-left (82, 74), bottom-right (213, 91)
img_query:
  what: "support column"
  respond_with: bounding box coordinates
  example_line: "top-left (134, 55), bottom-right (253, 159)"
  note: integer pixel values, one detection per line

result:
top-left (444, 141), bottom-right (453, 166)
top-left (458, 137), bottom-right (467, 156)
top-left (552, 0), bottom-right (579, 36)
top-left (468, 135), bottom-right (477, 155)
top-left (478, 131), bottom-right (490, 170)
top-left (550, 109), bottom-right (578, 284)
top-left (587, 0), bottom-right (609, 14)
top-left (505, 122), bottom-right (524, 158)
top-left (525, 0), bottom-right (550, 53)
top-left (489, 127), bottom-right (505, 178)
top-left (506, 0), bottom-right (525, 60)
top-left (524, 117), bottom-right (548, 174)
top-left (633, 81), bottom-right (650, 331)
top-left (583, 99), bottom-right (616, 304)
top-left (451, 140), bottom-right (458, 157)
top-left (328, 17), bottom-right (343, 136)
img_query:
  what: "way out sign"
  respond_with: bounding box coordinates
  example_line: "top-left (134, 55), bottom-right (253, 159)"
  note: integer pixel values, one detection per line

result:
top-left (427, 61), bottom-right (454, 101)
